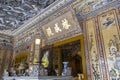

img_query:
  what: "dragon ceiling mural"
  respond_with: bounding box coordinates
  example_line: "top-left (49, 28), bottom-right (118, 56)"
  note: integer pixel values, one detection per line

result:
top-left (0, 0), bottom-right (56, 31)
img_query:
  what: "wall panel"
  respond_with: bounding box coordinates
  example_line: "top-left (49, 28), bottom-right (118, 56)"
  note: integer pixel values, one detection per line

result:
top-left (98, 9), bottom-right (120, 80)
top-left (85, 18), bottom-right (102, 80)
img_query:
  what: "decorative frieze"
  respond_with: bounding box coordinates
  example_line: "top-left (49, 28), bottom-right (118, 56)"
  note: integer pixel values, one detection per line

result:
top-left (72, 0), bottom-right (117, 16)
top-left (14, 28), bottom-right (37, 48)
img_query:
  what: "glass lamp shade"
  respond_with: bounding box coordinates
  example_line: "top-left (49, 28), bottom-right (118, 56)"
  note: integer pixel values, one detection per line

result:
top-left (35, 39), bottom-right (41, 45)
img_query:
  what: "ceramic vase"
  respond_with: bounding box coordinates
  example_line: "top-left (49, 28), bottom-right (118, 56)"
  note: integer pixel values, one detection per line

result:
top-left (62, 62), bottom-right (68, 76)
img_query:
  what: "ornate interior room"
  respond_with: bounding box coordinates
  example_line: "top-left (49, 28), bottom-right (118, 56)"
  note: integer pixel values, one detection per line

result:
top-left (0, 0), bottom-right (120, 80)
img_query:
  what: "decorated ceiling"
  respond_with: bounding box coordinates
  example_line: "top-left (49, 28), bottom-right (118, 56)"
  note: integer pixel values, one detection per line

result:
top-left (0, 0), bottom-right (115, 36)
top-left (0, 0), bottom-right (56, 31)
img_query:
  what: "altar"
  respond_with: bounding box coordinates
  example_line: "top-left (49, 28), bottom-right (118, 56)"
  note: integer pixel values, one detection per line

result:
top-left (3, 76), bottom-right (72, 80)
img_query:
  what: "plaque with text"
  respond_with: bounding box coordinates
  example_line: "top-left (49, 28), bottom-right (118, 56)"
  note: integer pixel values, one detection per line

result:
top-left (42, 10), bottom-right (81, 44)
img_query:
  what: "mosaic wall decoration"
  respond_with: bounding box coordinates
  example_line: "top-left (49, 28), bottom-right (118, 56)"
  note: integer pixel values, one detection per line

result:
top-left (4, 50), bottom-right (12, 70)
top-left (86, 18), bottom-right (102, 80)
top-left (0, 50), bottom-right (12, 77)
top-left (98, 9), bottom-right (120, 80)
top-left (0, 50), bottom-right (4, 69)
top-left (14, 28), bottom-right (36, 47)
top-left (73, 0), bottom-right (115, 15)
top-left (33, 44), bottom-right (40, 64)
top-left (0, 50), bottom-right (4, 77)
top-left (29, 43), bottom-right (34, 64)
top-left (82, 5), bottom-right (92, 15)
top-left (118, 7), bottom-right (120, 15)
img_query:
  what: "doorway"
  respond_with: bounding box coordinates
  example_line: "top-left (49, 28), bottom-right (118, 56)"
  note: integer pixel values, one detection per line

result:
top-left (60, 40), bottom-right (82, 77)
top-left (53, 35), bottom-right (87, 79)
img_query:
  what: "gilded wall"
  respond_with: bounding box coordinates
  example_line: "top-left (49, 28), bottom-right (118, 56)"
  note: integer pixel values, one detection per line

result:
top-left (35, 0), bottom-right (120, 79)
top-left (85, 18), bottom-right (102, 80)
top-left (79, 0), bottom-right (120, 80)
top-left (7, 0), bottom-right (120, 79)
top-left (97, 9), bottom-right (120, 79)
